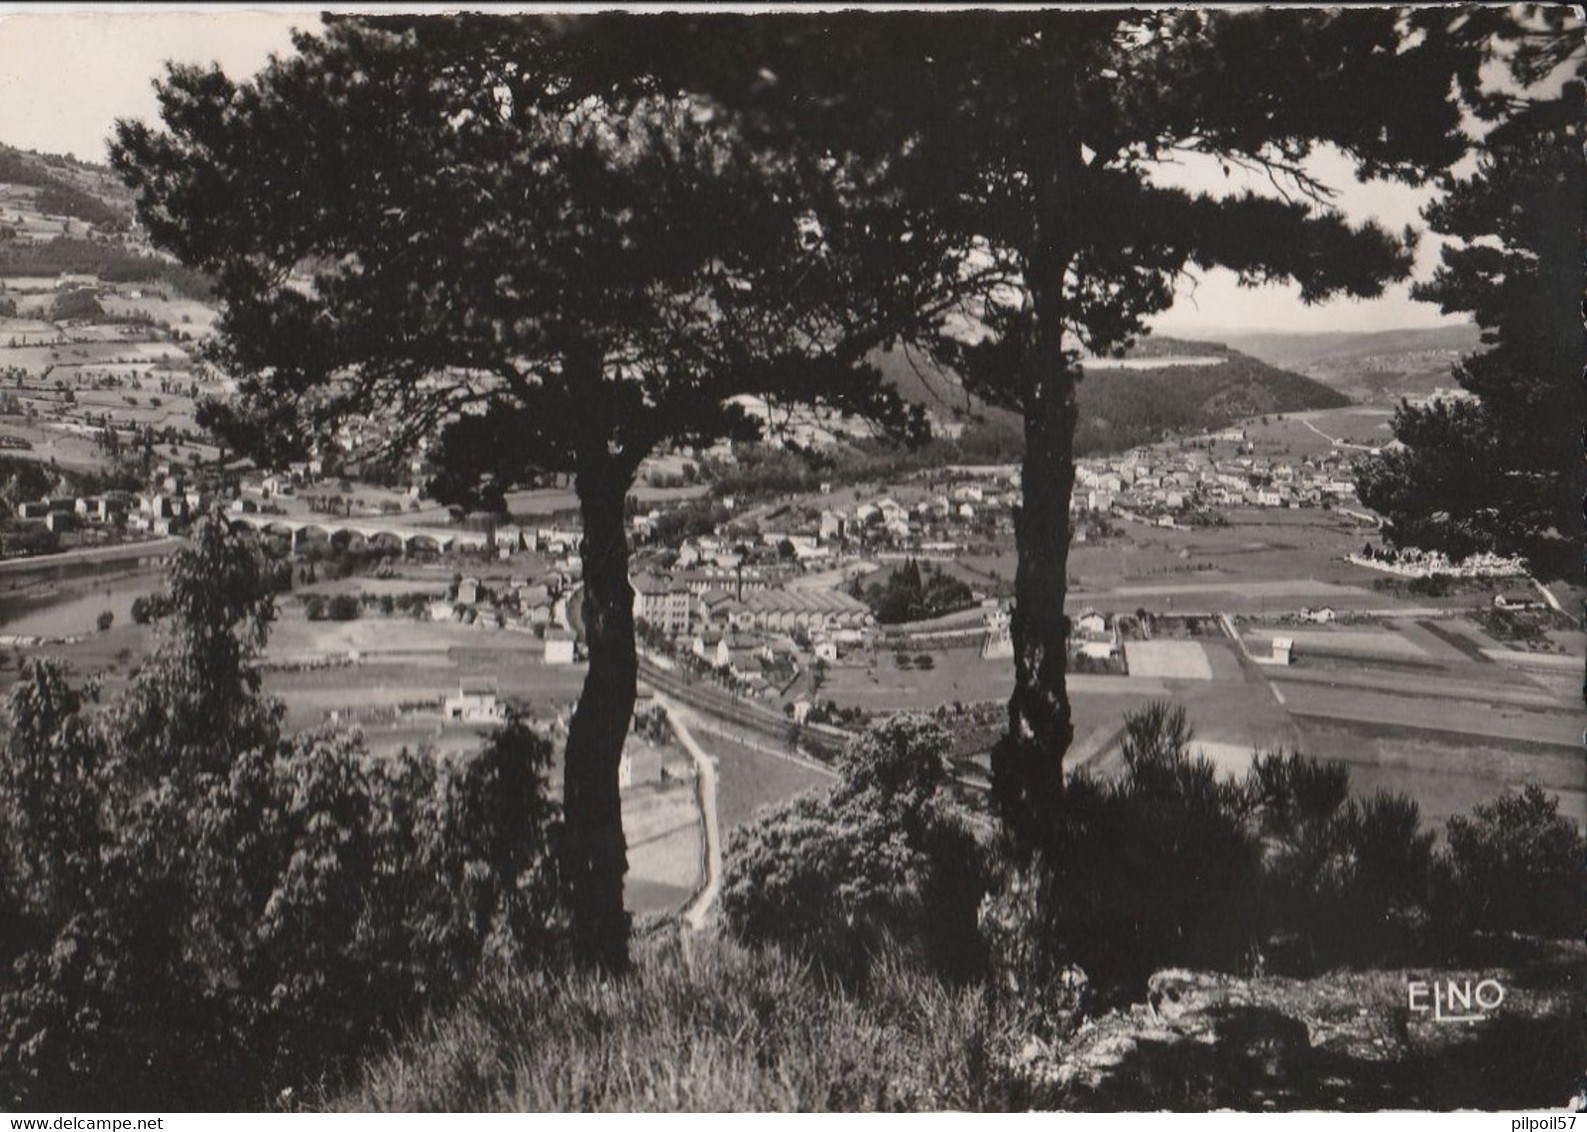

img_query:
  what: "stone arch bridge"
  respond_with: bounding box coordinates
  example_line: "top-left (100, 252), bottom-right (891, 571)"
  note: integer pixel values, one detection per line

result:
top-left (226, 513), bottom-right (490, 555)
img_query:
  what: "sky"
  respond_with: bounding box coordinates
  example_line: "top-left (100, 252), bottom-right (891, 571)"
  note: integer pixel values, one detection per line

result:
top-left (0, 5), bottom-right (1470, 337)
top-left (1143, 145), bottom-right (1464, 336)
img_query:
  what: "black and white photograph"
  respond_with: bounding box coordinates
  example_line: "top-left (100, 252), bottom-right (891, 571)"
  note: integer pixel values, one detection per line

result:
top-left (0, 1), bottom-right (1581, 1115)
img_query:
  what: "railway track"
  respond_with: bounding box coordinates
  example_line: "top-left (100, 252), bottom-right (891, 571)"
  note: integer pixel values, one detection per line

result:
top-left (636, 658), bottom-right (848, 760)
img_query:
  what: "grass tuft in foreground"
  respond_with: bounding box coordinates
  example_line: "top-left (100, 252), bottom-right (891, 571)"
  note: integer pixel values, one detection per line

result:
top-left (328, 931), bottom-right (1042, 1112)
top-left (329, 930), bottom-right (1587, 1113)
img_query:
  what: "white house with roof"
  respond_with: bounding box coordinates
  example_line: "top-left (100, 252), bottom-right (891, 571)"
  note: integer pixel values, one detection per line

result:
top-left (445, 679), bottom-right (505, 722)
top-left (1071, 610), bottom-right (1118, 660)
top-left (1493, 589), bottom-right (1544, 612)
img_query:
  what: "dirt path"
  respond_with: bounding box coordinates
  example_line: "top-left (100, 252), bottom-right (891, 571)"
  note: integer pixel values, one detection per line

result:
top-left (1218, 612), bottom-right (1288, 706)
top-left (1297, 416), bottom-right (1376, 451)
top-left (657, 695), bottom-right (724, 931)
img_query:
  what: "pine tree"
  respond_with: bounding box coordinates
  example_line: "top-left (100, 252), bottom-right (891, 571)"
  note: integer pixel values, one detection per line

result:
top-left (655, 7), bottom-right (1480, 854)
top-left (1358, 11), bottom-right (1585, 580)
top-left (110, 15), bottom-right (946, 969)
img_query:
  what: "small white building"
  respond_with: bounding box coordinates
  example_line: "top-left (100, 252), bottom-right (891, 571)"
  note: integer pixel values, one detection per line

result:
top-left (1271, 637), bottom-right (1294, 666)
top-left (1074, 611), bottom-right (1108, 637)
top-left (1493, 590), bottom-right (1543, 612)
top-left (444, 678), bottom-right (505, 722)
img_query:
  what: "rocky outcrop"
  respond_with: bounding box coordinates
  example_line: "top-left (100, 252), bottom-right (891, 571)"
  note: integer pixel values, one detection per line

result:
top-left (1009, 956), bottom-right (1584, 1111)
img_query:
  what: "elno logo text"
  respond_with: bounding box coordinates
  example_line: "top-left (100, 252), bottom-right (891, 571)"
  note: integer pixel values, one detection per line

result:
top-left (1406, 978), bottom-right (1505, 1023)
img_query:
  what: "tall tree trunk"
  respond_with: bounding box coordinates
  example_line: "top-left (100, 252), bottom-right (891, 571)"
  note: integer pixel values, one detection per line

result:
top-left (562, 461), bottom-right (636, 971)
top-left (992, 266), bottom-right (1079, 859)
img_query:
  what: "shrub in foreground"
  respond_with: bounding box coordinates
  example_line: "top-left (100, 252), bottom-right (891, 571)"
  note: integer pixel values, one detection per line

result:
top-left (0, 519), bottom-right (566, 1109)
top-left (1443, 784), bottom-right (1584, 937)
top-left (1028, 703), bottom-right (1264, 991)
top-left (1248, 750), bottom-right (1438, 971)
top-left (1012, 703), bottom-right (1457, 992)
top-left (721, 715), bottom-right (990, 983)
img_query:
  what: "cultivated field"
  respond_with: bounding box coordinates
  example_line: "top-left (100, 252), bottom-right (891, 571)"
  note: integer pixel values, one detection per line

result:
top-left (1276, 680), bottom-right (1581, 749)
top-left (499, 481), bottom-right (708, 521)
top-left (0, 568), bottom-right (161, 637)
top-left (1123, 640), bottom-right (1214, 679)
top-left (1242, 406), bottom-right (1398, 452)
top-left (622, 779), bottom-right (704, 918)
top-left (825, 542), bottom-right (1583, 835)
top-left (0, 316), bottom-right (60, 342)
top-left (1294, 718), bottom-right (1585, 831)
top-left (679, 720), bottom-right (835, 832)
top-left (821, 646), bottom-right (1013, 709)
top-left (1242, 625), bottom-right (1435, 663)
top-left (98, 294), bottom-right (219, 334)
top-left (950, 507), bottom-right (1432, 616)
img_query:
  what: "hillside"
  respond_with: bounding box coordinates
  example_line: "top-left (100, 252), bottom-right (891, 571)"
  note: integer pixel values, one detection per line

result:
top-left (875, 338), bottom-right (1349, 457)
top-left (0, 144), bottom-right (134, 232)
top-left (0, 143), bottom-right (213, 300)
top-left (1074, 348), bottom-right (1348, 454)
top-left (1208, 325), bottom-right (1483, 406)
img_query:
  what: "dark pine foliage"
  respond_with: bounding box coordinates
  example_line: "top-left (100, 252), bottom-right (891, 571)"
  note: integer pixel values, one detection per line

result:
top-left (1357, 10), bottom-right (1585, 580)
top-left (1442, 784), bottom-right (1585, 938)
top-left (728, 703), bottom-right (1583, 1008)
top-left (978, 704), bottom-right (1567, 995)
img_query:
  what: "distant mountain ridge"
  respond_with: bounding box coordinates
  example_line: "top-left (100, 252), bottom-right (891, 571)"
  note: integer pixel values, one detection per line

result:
top-left (1118, 335), bottom-right (1234, 359)
top-left (1206, 325), bottom-right (1481, 369)
top-left (1201, 325), bottom-right (1483, 405)
top-left (875, 337), bottom-right (1348, 457)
